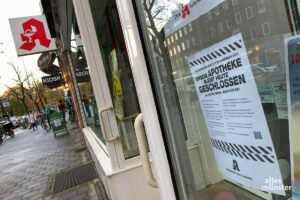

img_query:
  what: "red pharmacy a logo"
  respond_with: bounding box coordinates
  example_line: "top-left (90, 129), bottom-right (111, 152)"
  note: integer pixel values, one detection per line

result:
top-left (19, 18), bottom-right (51, 51)
top-left (181, 4), bottom-right (190, 19)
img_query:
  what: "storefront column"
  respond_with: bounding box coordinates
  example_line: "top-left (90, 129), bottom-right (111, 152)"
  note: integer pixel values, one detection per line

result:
top-left (66, 51), bottom-right (87, 128)
top-left (58, 54), bottom-right (85, 129)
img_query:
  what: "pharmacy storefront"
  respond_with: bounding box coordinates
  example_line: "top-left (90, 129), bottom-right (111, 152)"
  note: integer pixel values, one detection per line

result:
top-left (72, 0), bottom-right (300, 199)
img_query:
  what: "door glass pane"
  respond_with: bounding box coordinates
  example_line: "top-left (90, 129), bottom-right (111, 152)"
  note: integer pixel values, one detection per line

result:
top-left (71, 17), bottom-right (106, 145)
top-left (134, 0), bottom-right (295, 199)
top-left (89, 0), bottom-right (140, 159)
top-left (74, 48), bottom-right (104, 143)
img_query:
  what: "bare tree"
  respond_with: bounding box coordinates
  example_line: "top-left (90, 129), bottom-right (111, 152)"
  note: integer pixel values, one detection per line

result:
top-left (5, 62), bottom-right (29, 113)
top-left (143, 0), bottom-right (172, 64)
top-left (30, 75), bottom-right (49, 110)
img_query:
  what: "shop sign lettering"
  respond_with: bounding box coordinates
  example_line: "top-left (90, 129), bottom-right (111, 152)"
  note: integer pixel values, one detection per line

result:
top-left (42, 74), bottom-right (63, 85)
top-left (188, 33), bottom-right (284, 195)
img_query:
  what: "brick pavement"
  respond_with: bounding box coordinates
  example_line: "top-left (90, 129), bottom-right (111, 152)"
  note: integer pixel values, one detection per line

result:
top-left (0, 123), bottom-right (109, 200)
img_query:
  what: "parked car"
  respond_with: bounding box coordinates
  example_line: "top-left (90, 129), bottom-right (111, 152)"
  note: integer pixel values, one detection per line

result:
top-left (250, 63), bottom-right (280, 73)
top-left (10, 116), bottom-right (18, 128)
top-left (16, 116), bottom-right (29, 129)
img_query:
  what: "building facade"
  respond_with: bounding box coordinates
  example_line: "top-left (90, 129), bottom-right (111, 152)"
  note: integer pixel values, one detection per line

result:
top-left (43, 0), bottom-right (300, 199)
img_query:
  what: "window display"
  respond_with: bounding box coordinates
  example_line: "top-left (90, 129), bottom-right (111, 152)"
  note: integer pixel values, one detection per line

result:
top-left (134, 0), bottom-right (295, 199)
top-left (88, 0), bottom-right (141, 159)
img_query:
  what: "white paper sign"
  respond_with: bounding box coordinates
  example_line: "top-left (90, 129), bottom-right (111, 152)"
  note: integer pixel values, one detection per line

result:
top-left (9, 15), bottom-right (56, 56)
top-left (273, 81), bottom-right (288, 119)
top-left (187, 33), bottom-right (284, 195)
top-left (54, 119), bottom-right (62, 127)
top-left (75, 34), bottom-right (83, 47)
top-left (164, 0), bottom-right (224, 37)
top-left (257, 83), bottom-right (275, 103)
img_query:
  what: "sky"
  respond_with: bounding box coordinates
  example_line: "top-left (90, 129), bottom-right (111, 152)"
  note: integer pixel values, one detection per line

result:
top-left (0, 0), bottom-right (47, 94)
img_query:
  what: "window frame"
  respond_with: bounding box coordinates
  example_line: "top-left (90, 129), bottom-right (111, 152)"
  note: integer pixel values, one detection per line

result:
top-left (246, 6), bottom-right (253, 19)
top-left (235, 12), bottom-right (242, 24)
top-left (262, 22), bottom-right (271, 36)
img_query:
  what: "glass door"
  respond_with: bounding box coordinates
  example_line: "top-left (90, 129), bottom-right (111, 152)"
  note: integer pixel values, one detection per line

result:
top-left (77, 0), bottom-right (144, 168)
top-left (132, 0), bottom-right (295, 200)
top-left (74, 0), bottom-right (170, 171)
top-left (74, 0), bottom-right (177, 198)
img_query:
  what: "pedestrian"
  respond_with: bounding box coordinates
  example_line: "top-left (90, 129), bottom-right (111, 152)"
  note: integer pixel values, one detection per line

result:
top-left (82, 95), bottom-right (91, 117)
top-left (28, 111), bottom-right (37, 131)
top-left (67, 98), bottom-right (76, 121)
top-left (45, 106), bottom-right (51, 127)
top-left (58, 99), bottom-right (66, 122)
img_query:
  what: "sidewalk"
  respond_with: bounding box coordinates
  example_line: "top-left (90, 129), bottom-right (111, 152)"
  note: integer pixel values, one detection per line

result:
top-left (0, 122), bottom-right (109, 200)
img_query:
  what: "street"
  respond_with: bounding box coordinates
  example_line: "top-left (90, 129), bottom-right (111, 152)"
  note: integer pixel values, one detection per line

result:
top-left (0, 125), bottom-right (108, 200)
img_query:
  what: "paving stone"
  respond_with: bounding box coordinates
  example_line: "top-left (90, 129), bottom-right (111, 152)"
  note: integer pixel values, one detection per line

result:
top-left (59, 190), bottom-right (78, 200)
top-left (76, 186), bottom-right (89, 194)
top-left (0, 125), bottom-right (109, 200)
top-left (4, 195), bottom-right (23, 200)
top-left (70, 193), bottom-right (86, 200)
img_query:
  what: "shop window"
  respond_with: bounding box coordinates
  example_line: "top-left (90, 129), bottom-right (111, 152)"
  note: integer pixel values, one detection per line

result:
top-left (177, 45), bottom-right (181, 53)
top-left (262, 22), bottom-right (271, 35)
top-left (223, 1), bottom-right (228, 10)
top-left (186, 39), bottom-right (190, 49)
top-left (265, 48), bottom-right (281, 65)
top-left (205, 11), bottom-right (212, 22)
top-left (88, 1), bottom-right (141, 159)
top-left (181, 42), bottom-right (186, 51)
top-left (74, 57), bottom-right (104, 144)
top-left (176, 59), bottom-right (179, 68)
top-left (250, 27), bottom-right (258, 40)
top-left (218, 22), bottom-right (223, 33)
top-left (209, 26), bottom-right (216, 37)
top-left (215, 6), bottom-right (220, 16)
top-left (258, 0), bottom-right (266, 13)
top-left (184, 26), bottom-right (188, 35)
top-left (235, 12), bottom-right (242, 24)
top-left (226, 19), bottom-right (232, 29)
top-left (232, 0), bottom-right (238, 6)
top-left (134, 0), bottom-right (293, 199)
top-left (188, 23), bottom-right (193, 32)
top-left (191, 37), bottom-right (196, 46)
top-left (246, 6), bottom-right (253, 19)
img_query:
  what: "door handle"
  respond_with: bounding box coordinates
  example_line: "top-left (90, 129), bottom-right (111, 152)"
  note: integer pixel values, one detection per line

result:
top-left (99, 106), bottom-right (119, 142)
top-left (134, 113), bottom-right (158, 188)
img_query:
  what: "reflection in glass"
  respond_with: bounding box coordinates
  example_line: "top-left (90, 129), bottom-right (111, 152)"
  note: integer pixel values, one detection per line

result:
top-left (74, 49), bottom-right (105, 143)
top-left (134, 0), bottom-right (296, 199)
top-left (89, 0), bottom-right (140, 159)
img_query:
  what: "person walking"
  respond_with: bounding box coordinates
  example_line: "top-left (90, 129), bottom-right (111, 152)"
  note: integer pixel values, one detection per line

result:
top-left (45, 106), bottom-right (51, 127)
top-left (28, 111), bottom-right (37, 131)
top-left (82, 95), bottom-right (91, 118)
top-left (67, 98), bottom-right (76, 122)
top-left (58, 100), bottom-right (66, 122)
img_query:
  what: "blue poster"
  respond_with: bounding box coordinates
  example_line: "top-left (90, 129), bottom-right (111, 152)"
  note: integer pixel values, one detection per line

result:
top-left (287, 36), bottom-right (300, 200)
